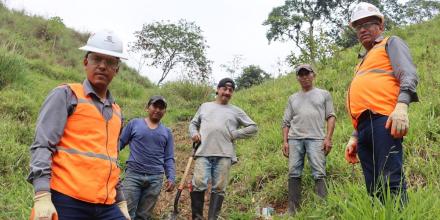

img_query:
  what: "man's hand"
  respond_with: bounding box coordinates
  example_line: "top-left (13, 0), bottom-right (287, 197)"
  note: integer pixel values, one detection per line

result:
top-left (322, 137), bottom-right (332, 156)
top-left (385, 103), bottom-right (409, 138)
top-left (345, 136), bottom-right (359, 164)
top-left (116, 201), bottom-right (131, 220)
top-left (282, 142), bottom-right (289, 158)
top-left (191, 133), bottom-right (201, 143)
top-left (31, 192), bottom-right (58, 220)
top-left (164, 180), bottom-right (175, 192)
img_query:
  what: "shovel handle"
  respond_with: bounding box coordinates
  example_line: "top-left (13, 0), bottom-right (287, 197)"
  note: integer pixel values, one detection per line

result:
top-left (177, 142), bottom-right (200, 190)
top-left (177, 156), bottom-right (194, 190)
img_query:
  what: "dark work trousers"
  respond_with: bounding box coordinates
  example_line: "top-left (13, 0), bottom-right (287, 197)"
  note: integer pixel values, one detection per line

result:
top-left (356, 112), bottom-right (407, 203)
top-left (52, 190), bottom-right (126, 220)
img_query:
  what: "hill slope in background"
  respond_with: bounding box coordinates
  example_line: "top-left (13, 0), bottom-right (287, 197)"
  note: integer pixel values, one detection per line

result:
top-left (224, 16), bottom-right (440, 219)
top-left (1, 3), bottom-right (440, 219)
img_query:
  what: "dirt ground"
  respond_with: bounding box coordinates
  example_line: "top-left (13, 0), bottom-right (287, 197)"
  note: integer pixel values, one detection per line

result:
top-left (153, 122), bottom-right (212, 219)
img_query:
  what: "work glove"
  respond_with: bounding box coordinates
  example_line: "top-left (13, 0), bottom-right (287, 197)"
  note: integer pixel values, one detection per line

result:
top-left (117, 201), bottom-right (131, 220)
top-left (385, 103), bottom-right (409, 138)
top-left (30, 192), bottom-right (58, 220)
top-left (344, 136), bottom-right (359, 164)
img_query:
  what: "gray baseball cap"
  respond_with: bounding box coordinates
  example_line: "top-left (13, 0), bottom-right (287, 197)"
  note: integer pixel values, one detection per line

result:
top-left (295, 64), bottom-right (315, 75)
top-left (147, 95), bottom-right (167, 108)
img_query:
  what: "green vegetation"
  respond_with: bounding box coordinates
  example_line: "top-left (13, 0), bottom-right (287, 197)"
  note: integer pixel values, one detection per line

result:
top-left (225, 16), bottom-right (440, 219)
top-left (1, 2), bottom-right (440, 219)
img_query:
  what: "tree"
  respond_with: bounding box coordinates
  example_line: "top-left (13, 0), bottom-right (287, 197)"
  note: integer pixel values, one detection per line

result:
top-left (130, 19), bottom-right (212, 85)
top-left (46, 17), bottom-right (65, 52)
top-left (404, 0), bottom-right (440, 24)
top-left (263, 0), bottom-right (341, 64)
top-left (235, 65), bottom-right (271, 90)
top-left (264, 0), bottom-right (440, 61)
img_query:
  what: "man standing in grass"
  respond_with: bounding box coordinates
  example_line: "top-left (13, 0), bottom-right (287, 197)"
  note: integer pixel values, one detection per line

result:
top-left (189, 78), bottom-right (258, 220)
top-left (344, 2), bottom-right (419, 206)
top-left (28, 30), bottom-right (130, 219)
top-left (119, 95), bottom-right (175, 220)
top-left (282, 64), bottom-right (336, 214)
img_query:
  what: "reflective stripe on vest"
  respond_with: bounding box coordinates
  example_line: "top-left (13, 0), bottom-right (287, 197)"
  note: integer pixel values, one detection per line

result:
top-left (347, 37), bottom-right (399, 129)
top-left (50, 83), bottom-right (122, 204)
top-left (56, 146), bottom-right (118, 163)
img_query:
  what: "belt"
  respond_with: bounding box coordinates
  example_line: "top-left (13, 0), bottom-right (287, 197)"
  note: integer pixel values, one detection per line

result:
top-left (358, 110), bottom-right (383, 123)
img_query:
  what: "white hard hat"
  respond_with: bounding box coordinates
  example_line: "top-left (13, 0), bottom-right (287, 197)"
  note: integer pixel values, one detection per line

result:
top-left (349, 2), bottom-right (384, 27)
top-left (79, 30), bottom-right (127, 59)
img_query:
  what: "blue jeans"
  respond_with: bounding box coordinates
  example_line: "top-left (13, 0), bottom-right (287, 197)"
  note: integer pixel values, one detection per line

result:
top-left (288, 139), bottom-right (326, 180)
top-left (192, 157), bottom-right (232, 195)
top-left (122, 170), bottom-right (164, 220)
top-left (51, 190), bottom-right (125, 220)
top-left (357, 114), bottom-right (407, 201)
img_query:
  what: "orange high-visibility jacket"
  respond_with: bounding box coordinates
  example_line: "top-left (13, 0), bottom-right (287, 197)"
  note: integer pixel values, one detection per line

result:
top-left (50, 83), bottom-right (122, 204)
top-left (347, 37), bottom-right (399, 129)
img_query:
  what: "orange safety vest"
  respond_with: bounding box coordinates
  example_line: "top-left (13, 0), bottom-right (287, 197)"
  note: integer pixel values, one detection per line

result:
top-left (347, 37), bottom-right (399, 129)
top-left (50, 83), bottom-right (122, 204)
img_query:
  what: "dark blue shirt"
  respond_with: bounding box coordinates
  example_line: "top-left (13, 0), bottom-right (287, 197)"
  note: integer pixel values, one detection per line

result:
top-left (119, 118), bottom-right (175, 182)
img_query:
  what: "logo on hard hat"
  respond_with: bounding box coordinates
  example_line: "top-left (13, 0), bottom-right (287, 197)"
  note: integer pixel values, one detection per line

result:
top-left (367, 6), bottom-right (377, 12)
top-left (105, 35), bottom-right (115, 44)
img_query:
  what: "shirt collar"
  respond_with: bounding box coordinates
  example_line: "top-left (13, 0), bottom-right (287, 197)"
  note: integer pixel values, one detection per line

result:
top-left (82, 79), bottom-right (115, 104)
top-left (374, 35), bottom-right (385, 44)
top-left (358, 35), bottom-right (385, 58)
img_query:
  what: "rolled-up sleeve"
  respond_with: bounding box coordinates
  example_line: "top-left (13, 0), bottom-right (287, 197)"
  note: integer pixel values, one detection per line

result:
top-left (27, 86), bottom-right (72, 193)
top-left (387, 36), bottom-right (419, 104)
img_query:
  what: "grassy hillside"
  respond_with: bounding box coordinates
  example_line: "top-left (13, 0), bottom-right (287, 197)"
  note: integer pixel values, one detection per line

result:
top-left (1, 2), bottom-right (440, 219)
top-left (223, 16), bottom-right (440, 219)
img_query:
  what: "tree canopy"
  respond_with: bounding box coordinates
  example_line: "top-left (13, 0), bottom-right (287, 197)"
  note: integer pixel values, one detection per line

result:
top-left (130, 19), bottom-right (212, 85)
top-left (235, 65), bottom-right (271, 90)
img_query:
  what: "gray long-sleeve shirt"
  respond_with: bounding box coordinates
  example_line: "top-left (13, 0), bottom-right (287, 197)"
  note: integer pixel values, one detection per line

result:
top-left (364, 35), bottom-right (419, 104)
top-left (27, 79), bottom-right (125, 202)
top-left (189, 102), bottom-right (258, 162)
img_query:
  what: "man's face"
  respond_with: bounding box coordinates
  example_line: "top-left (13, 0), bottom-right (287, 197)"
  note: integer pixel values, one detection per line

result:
top-left (296, 69), bottom-right (315, 90)
top-left (147, 102), bottom-right (166, 122)
top-left (353, 16), bottom-right (384, 49)
top-left (83, 52), bottom-right (120, 90)
top-left (216, 84), bottom-right (234, 104)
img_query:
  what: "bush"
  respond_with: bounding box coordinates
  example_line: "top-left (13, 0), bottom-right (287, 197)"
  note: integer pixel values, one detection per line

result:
top-left (0, 89), bottom-right (37, 122)
top-left (161, 80), bottom-right (213, 106)
top-left (0, 49), bottom-right (25, 89)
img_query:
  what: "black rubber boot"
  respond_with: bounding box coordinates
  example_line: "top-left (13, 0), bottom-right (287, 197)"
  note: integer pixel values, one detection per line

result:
top-left (288, 177), bottom-right (301, 214)
top-left (190, 191), bottom-right (205, 220)
top-left (315, 178), bottom-right (327, 198)
top-left (208, 193), bottom-right (224, 220)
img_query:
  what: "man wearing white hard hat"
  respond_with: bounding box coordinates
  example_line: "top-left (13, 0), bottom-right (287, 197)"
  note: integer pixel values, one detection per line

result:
top-left (28, 30), bottom-right (130, 219)
top-left (344, 2), bottom-right (419, 206)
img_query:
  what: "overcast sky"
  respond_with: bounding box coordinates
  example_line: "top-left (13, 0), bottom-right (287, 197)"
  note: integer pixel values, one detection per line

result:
top-left (5, 0), bottom-right (293, 84)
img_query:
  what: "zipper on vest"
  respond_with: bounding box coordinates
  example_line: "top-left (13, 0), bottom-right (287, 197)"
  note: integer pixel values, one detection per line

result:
top-left (104, 120), bottom-right (112, 204)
